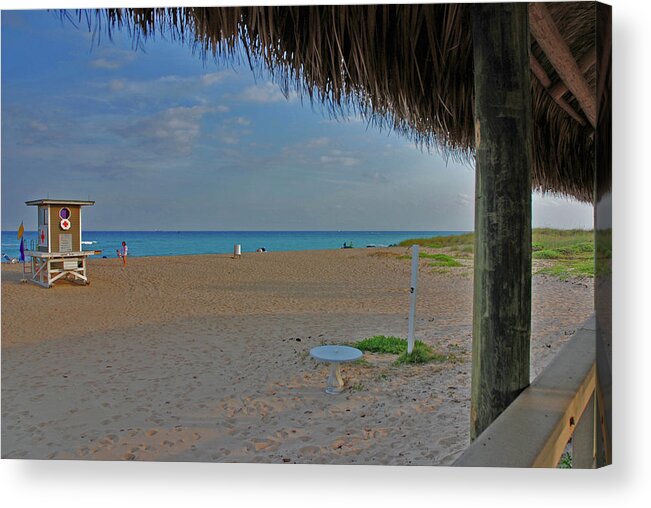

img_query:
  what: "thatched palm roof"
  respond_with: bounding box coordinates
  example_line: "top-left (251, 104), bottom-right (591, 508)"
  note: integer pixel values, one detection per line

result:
top-left (73, 3), bottom-right (609, 203)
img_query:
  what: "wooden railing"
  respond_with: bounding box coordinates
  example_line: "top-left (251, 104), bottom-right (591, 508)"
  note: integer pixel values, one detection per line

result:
top-left (454, 316), bottom-right (606, 468)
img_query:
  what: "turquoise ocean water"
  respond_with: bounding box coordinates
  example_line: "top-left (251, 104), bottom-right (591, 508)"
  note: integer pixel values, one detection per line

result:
top-left (1, 230), bottom-right (467, 259)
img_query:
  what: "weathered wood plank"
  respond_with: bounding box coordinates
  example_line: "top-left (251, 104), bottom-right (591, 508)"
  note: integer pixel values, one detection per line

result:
top-left (572, 395), bottom-right (596, 469)
top-left (470, 2), bottom-right (532, 440)
top-left (454, 319), bottom-right (596, 468)
top-left (530, 54), bottom-right (551, 88)
top-left (529, 3), bottom-right (597, 127)
top-left (549, 49), bottom-right (597, 101)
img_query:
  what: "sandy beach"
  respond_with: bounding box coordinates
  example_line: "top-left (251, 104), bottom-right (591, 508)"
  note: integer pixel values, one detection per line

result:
top-left (1, 247), bottom-right (593, 464)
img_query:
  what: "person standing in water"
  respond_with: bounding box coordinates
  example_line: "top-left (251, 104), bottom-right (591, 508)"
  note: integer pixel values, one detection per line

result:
top-left (117, 241), bottom-right (128, 267)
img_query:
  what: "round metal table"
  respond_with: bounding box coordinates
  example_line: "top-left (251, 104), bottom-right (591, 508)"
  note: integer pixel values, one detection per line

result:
top-left (309, 345), bottom-right (363, 394)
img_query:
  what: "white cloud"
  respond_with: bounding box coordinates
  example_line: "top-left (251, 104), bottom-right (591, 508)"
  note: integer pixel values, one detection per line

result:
top-left (220, 136), bottom-right (239, 145)
top-left (11, 116), bottom-right (65, 146)
top-left (90, 48), bottom-right (136, 70)
top-left (28, 120), bottom-right (48, 132)
top-left (317, 148), bottom-right (361, 167)
top-left (108, 79), bottom-right (126, 92)
top-left (306, 137), bottom-right (330, 147)
top-left (200, 73), bottom-right (226, 86)
top-left (222, 116), bottom-right (251, 127)
top-left (113, 105), bottom-right (218, 154)
top-left (362, 171), bottom-right (389, 183)
top-left (91, 58), bottom-right (121, 70)
top-left (319, 155), bottom-right (360, 167)
top-left (157, 73), bottom-right (227, 86)
top-left (237, 82), bottom-right (288, 103)
top-left (103, 72), bottom-right (230, 96)
top-left (457, 193), bottom-right (472, 206)
top-left (213, 117), bottom-right (253, 146)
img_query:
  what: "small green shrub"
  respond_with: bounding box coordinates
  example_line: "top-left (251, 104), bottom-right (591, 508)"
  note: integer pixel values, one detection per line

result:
top-left (558, 452), bottom-right (572, 469)
top-left (350, 382), bottom-right (365, 392)
top-left (353, 336), bottom-right (444, 365)
top-left (533, 249), bottom-right (561, 259)
top-left (574, 242), bottom-right (594, 253)
top-left (537, 260), bottom-right (594, 278)
top-left (427, 254), bottom-right (462, 267)
top-left (355, 335), bottom-right (406, 355)
top-left (399, 233), bottom-right (474, 249)
top-left (573, 260), bottom-right (595, 276)
top-left (455, 244), bottom-right (474, 255)
top-left (395, 341), bottom-right (445, 364)
top-left (398, 252), bottom-right (462, 266)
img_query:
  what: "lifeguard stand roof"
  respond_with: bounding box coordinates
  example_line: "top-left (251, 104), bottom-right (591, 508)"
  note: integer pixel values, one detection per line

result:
top-left (25, 199), bottom-right (95, 206)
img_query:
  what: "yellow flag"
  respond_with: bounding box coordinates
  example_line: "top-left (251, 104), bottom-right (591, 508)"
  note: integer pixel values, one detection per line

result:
top-left (17, 222), bottom-right (24, 240)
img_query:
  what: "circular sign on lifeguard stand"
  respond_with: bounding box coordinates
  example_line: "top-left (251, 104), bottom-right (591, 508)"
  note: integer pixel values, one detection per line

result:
top-left (59, 207), bottom-right (71, 230)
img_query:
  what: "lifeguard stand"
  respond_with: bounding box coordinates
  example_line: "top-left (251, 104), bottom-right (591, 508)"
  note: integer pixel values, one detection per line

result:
top-left (24, 199), bottom-right (100, 287)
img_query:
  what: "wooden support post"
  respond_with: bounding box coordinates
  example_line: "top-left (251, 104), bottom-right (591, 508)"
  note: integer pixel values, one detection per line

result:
top-left (594, 1), bottom-right (612, 467)
top-left (470, 2), bottom-right (533, 440)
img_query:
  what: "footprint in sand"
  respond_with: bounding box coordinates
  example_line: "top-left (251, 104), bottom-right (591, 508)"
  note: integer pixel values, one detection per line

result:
top-left (145, 429), bottom-right (158, 437)
top-left (250, 437), bottom-right (277, 451)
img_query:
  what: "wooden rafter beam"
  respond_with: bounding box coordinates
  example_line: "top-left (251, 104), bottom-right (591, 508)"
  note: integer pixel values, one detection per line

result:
top-left (530, 54), bottom-right (552, 88)
top-left (549, 50), bottom-right (597, 101)
top-left (530, 55), bottom-right (586, 126)
top-left (529, 3), bottom-right (597, 128)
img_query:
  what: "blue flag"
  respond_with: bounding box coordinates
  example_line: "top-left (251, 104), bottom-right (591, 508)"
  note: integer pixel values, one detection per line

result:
top-left (19, 238), bottom-right (25, 262)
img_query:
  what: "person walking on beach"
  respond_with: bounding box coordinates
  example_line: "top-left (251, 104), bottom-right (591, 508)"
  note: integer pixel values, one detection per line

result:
top-left (117, 241), bottom-right (128, 267)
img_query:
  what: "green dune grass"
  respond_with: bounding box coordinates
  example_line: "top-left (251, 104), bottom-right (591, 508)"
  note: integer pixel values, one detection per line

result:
top-left (398, 229), bottom-right (594, 278)
top-left (353, 335), bottom-right (446, 365)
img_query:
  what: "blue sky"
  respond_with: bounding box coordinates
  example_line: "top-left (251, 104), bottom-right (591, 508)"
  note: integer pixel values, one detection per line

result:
top-left (1, 9), bottom-right (593, 231)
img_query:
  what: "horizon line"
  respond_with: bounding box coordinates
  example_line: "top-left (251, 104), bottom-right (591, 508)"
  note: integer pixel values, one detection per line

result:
top-left (2, 228), bottom-right (473, 233)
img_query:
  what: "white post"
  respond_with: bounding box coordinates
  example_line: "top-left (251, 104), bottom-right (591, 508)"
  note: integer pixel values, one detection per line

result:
top-left (407, 244), bottom-right (419, 354)
top-left (234, 244), bottom-right (241, 257)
